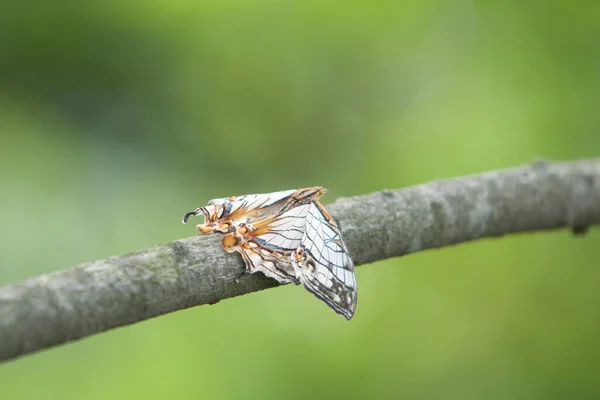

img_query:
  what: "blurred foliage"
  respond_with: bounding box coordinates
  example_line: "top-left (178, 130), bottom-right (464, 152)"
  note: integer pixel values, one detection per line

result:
top-left (1, 1), bottom-right (599, 399)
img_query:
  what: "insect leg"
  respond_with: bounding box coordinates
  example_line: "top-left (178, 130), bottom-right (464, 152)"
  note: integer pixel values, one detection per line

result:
top-left (235, 269), bottom-right (252, 283)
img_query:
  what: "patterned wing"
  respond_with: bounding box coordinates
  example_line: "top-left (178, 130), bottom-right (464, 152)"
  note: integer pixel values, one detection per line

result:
top-left (223, 203), bottom-right (312, 284)
top-left (293, 201), bottom-right (357, 320)
top-left (182, 187), bottom-right (326, 234)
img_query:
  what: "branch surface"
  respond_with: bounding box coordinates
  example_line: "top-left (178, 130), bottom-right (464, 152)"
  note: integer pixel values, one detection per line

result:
top-left (1, 159), bottom-right (599, 363)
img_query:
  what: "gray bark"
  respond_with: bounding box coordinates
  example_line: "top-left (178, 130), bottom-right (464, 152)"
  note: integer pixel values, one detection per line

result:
top-left (1, 159), bottom-right (599, 363)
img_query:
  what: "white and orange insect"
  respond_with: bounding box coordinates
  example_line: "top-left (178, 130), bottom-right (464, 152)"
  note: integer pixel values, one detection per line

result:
top-left (182, 187), bottom-right (357, 320)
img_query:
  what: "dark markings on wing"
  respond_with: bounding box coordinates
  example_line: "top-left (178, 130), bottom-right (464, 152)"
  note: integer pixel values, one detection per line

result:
top-left (297, 201), bottom-right (357, 320)
top-left (238, 244), bottom-right (298, 284)
top-left (247, 204), bottom-right (310, 253)
top-left (232, 203), bottom-right (312, 284)
top-left (231, 187), bottom-right (326, 224)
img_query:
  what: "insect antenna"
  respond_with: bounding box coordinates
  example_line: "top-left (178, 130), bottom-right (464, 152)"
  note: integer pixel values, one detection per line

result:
top-left (326, 189), bottom-right (376, 208)
top-left (182, 208), bottom-right (203, 224)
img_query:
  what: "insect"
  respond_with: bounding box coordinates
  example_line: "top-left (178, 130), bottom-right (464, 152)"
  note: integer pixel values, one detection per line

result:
top-left (183, 187), bottom-right (357, 320)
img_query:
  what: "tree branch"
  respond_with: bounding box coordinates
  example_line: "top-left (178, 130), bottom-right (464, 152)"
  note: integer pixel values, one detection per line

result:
top-left (1, 159), bottom-right (599, 363)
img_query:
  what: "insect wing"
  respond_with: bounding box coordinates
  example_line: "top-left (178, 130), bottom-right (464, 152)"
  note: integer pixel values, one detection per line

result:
top-left (183, 187), bottom-right (326, 233)
top-left (250, 203), bottom-right (311, 253)
top-left (235, 204), bottom-right (312, 284)
top-left (296, 202), bottom-right (357, 320)
top-left (237, 245), bottom-right (298, 284)
top-left (208, 189), bottom-right (296, 219)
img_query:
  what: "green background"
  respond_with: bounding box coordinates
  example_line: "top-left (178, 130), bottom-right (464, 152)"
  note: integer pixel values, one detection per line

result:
top-left (1, 1), bottom-right (599, 399)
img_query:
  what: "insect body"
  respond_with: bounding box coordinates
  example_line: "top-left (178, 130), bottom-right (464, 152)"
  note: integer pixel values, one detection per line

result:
top-left (183, 187), bottom-right (357, 320)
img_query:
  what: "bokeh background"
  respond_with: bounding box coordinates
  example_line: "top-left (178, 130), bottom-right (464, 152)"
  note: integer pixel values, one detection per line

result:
top-left (1, 1), bottom-right (600, 399)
